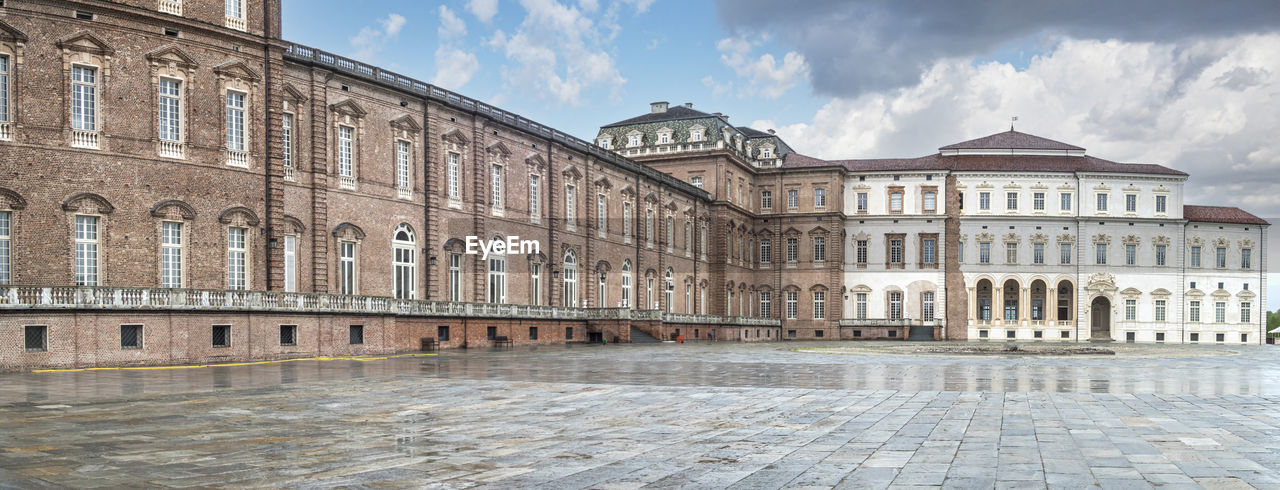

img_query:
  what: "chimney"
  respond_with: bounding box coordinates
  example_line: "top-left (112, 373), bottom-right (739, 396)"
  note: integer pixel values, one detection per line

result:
top-left (768, 129), bottom-right (775, 135)
top-left (684, 102), bottom-right (693, 108)
top-left (650, 101), bottom-right (669, 114)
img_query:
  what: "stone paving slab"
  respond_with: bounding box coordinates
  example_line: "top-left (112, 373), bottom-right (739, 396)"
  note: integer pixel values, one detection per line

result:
top-left (0, 343), bottom-right (1277, 488)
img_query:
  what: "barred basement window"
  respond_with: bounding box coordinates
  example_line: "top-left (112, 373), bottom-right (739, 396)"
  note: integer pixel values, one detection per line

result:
top-left (1034, 330), bottom-right (1043, 339)
top-left (852, 330), bottom-right (861, 338)
top-left (486, 326), bottom-right (497, 340)
top-left (1156, 332), bottom-right (1165, 342)
top-left (1060, 331), bottom-right (1070, 339)
top-left (1006, 330), bottom-right (1015, 339)
top-left (212, 324), bottom-right (230, 348)
top-left (1215, 333), bottom-right (1225, 343)
top-left (815, 330), bottom-right (825, 338)
top-left (1190, 333), bottom-right (1199, 342)
top-left (349, 325), bottom-right (364, 345)
top-left (887, 330), bottom-right (896, 338)
top-left (979, 330), bottom-right (988, 338)
top-left (25, 325), bottom-right (47, 352)
top-left (121, 324), bottom-right (143, 349)
top-left (280, 325), bottom-right (297, 346)
top-left (1126, 331), bottom-right (1135, 342)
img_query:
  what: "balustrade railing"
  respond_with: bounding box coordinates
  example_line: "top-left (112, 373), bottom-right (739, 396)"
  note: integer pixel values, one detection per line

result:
top-left (838, 318), bottom-right (933, 327)
top-left (71, 129), bottom-right (98, 149)
top-left (339, 175), bottom-right (356, 190)
top-left (158, 140), bottom-right (184, 159)
top-left (225, 16), bottom-right (246, 31)
top-left (0, 122), bottom-right (11, 141)
top-left (159, 0), bottom-right (182, 15)
top-left (663, 312), bottom-right (781, 326)
top-left (226, 149), bottom-right (248, 168)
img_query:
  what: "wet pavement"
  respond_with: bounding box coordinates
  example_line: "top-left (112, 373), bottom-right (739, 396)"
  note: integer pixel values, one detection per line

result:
top-left (1, 342), bottom-right (1278, 488)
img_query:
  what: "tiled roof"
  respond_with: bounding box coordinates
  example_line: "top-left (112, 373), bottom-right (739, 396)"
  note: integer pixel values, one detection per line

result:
top-left (939, 130), bottom-right (1084, 151)
top-left (781, 153), bottom-right (1188, 176)
top-left (1183, 205), bottom-right (1269, 225)
top-left (737, 126), bottom-right (773, 138)
top-left (600, 106), bottom-right (716, 128)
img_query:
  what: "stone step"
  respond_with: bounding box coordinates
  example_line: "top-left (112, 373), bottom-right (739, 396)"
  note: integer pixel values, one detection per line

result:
top-left (629, 326), bottom-right (661, 343)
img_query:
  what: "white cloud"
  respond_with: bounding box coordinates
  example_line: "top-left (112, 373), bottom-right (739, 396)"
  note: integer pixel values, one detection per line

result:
top-left (434, 46), bottom-right (481, 90)
top-left (349, 13), bottom-right (407, 61)
top-left (488, 0), bottom-right (628, 106)
top-left (467, 0), bottom-right (499, 24)
top-left (773, 34), bottom-right (1280, 218)
top-left (715, 36), bottom-right (809, 99)
top-left (438, 6), bottom-right (467, 40)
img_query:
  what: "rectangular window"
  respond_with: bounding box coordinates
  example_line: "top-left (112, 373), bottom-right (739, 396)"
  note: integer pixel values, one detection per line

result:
top-left (75, 215), bottom-right (99, 286)
top-left (787, 189), bottom-right (798, 209)
top-left (1125, 194), bottom-right (1137, 212)
top-left (856, 240), bottom-right (868, 265)
top-left (121, 324), bottom-right (143, 349)
top-left (957, 241), bottom-right (964, 263)
top-left (889, 238), bottom-right (903, 266)
top-left (226, 90), bottom-right (246, 152)
top-left (785, 291), bottom-right (798, 319)
top-left (1060, 243), bottom-right (1072, 264)
top-left (690, 176), bottom-right (702, 188)
top-left (1033, 192), bottom-right (1045, 211)
top-left (565, 327), bottom-right (573, 340)
top-left (1126, 244), bottom-right (1136, 266)
top-left (761, 191), bottom-right (772, 210)
top-left (1096, 193), bottom-right (1108, 211)
top-left (530, 263), bottom-right (542, 306)
top-left (1155, 244), bottom-right (1166, 266)
top-left (856, 293), bottom-right (867, 320)
top-left (1125, 299), bottom-right (1136, 321)
top-left (923, 292), bottom-right (935, 320)
top-left (160, 221), bottom-right (182, 288)
top-left (447, 152), bottom-right (461, 201)
top-left (1155, 300), bottom-right (1166, 322)
top-left (813, 237), bottom-right (825, 262)
top-left (25, 325), bottom-right (47, 352)
top-left (1033, 242), bottom-right (1044, 264)
top-left (760, 239), bottom-right (771, 263)
top-left (490, 164), bottom-right (504, 210)
top-left (813, 291), bottom-right (825, 320)
top-left (158, 78), bottom-right (181, 142)
top-left (1005, 242), bottom-right (1017, 264)
top-left (1096, 243), bottom-right (1107, 265)
top-left (212, 324), bottom-right (231, 348)
top-left (529, 175), bottom-right (541, 222)
top-left (786, 238), bottom-right (798, 262)
top-left (979, 242), bottom-right (990, 264)
top-left (1191, 246), bottom-right (1201, 267)
top-left (0, 211), bottom-right (10, 284)
top-left (1215, 301), bottom-right (1226, 323)
top-left (924, 191), bottom-right (937, 213)
top-left (1006, 192), bottom-right (1018, 210)
top-left (889, 291), bottom-right (902, 320)
top-left (225, 0), bottom-right (243, 18)
top-left (814, 188), bottom-right (826, 207)
top-left (529, 326), bottom-right (538, 340)
top-left (923, 238), bottom-right (936, 266)
top-left (1241, 302), bottom-right (1251, 323)
top-left (350, 325), bottom-right (364, 345)
top-left (1189, 301), bottom-right (1201, 322)
top-left (337, 125), bottom-right (353, 178)
top-left (760, 291), bottom-right (771, 317)
top-left (71, 66), bottom-right (97, 131)
top-left (282, 113), bottom-right (293, 171)
top-left (890, 192), bottom-right (903, 213)
top-left (280, 325), bottom-right (297, 346)
top-left (979, 192), bottom-right (990, 210)
top-left (437, 325), bottom-right (450, 342)
top-left (0, 55), bottom-right (9, 124)
top-left (283, 235), bottom-right (297, 292)
top-left (487, 256), bottom-right (506, 304)
top-left (565, 184), bottom-right (576, 228)
top-left (596, 194), bottom-right (606, 234)
top-left (1155, 195), bottom-right (1167, 214)
top-left (1242, 249), bottom-right (1252, 269)
top-left (1060, 192), bottom-right (1072, 211)
top-left (1215, 247), bottom-right (1226, 268)
top-left (621, 201), bottom-right (631, 242)
top-left (396, 140), bottom-right (411, 193)
top-left (448, 253), bottom-right (461, 301)
top-left (857, 192), bottom-right (868, 212)
top-left (338, 241), bottom-right (356, 295)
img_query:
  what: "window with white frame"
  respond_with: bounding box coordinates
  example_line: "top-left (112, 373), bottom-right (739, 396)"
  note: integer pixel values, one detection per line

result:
top-left (1155, 299), bottom-right (1166, 322)
top-left (283, 235), bottom-right (296, 292)
top-left (813, 291), bottom-right (825, 319)
top-left (597, 193), bottom-right (607, 235)
top-left (337, 125), bottom-right (353, 179)
top-left (684, 220), bottom-right (691, 253)
top-left (760, 291), bottom-right (771, 317)
top-left (1096, 193), bottom-right (1108, 211)
top-left (813, 237), bottom-right (825, 262)
top-left (1033, 192), bottom-right (1045, 211)
top-left (979, 191), bottom-right (990, 210)
top-left (700, 222), bottom-right (707, 259)
top-left (785, 237), bottom-right (798, 262)
top-left (338, 241), bottom-right (356, 295)
top-left (74, 215), bottom-right (100, 286)
top-left (601, 272), bottom-right (610, 307)
top-left (761, 190), bottom-right (772, 210)
top-left (627, 134), bottom-right (641, 147)
top-left (226, 226), bottom-right (247, 290)
top-left (1241, 302), bottom-right (1251, 323)
top-left (889, 291), bottom-right (902, 320)
top-left (225, 0), bottom-right (244, 19)
top-left (1215, 301), bottom-right (1226, 323)
top-left (760, 238), bottom-right (771, 263)
top-left (1125, 299), bottom-right (1136, 321)
top-left (1191, 246), bottom-right (1201, 267)
top-left (924, 191), bottom-right (937, 213)
top-left (622, 201), bottom-right (631, 243)
top-left (1156, 244), bottom-right (1166, 266)
top-left (1033, 242), bottom-right (1044, 264)
top-left (785, 290), bottom-right (798, 319)
top-left (979, 241), bottom-right (990, 264)
top-left (1242, 248), bottom-right (1252, 269)
top-left (529, 175), bottom-right (540, 222)
top-left (645, 209), bottom-right (654, 248)
top-left (856, 293), bottom-right (867, 319)
top-left (491, 164), bottom-right (503, 211)
top-left (665, 216), bottom-right (674, 252)
top-left (1005, 242), bottom-right (1017, 264)
top-left (282, 113), bottom-right (294, 177)
top-left (1155, 195), bottom-right (1167, 214)
top-left (1189, 300), bottom-right (1200, 322)
top-left (957, 241), bottom-right (964, 263)
top-left (658, 132), bottom-right (670, 144)
top-left (0, 211), bottom-right (8, 284)
top-left (923, 238), bottom-right (937, 266)
top-left (890, 191), bottom-right (903, 213)
top-left (664, 268), bottom-right (673, 312)
top-left (488, 252), bottom-right (506, 304)
top-left (160, 221), bottom-right (182, 288)
top-left (1096, 243), bottom-right (1107, 264)
top-left (72, 66), bottom-right (97, 132)
top-left (565, 184), bottom-right (576, 230)
top-left (889, 238), bottom-right (904, 267)
top-left (856, 240), bottom-right (868, 265)
top-left (158, 78), bottom-right (182, 144)
top-left (1125, 194), bottom-right (1137, 213)
top-left (392, 225), bottom-right (415, 300)
top-left (226, 90), bottom-right (247, 153)
top-left (447, 152), bottom-right (461, 203)
top-left (597, 137), bottom-right (610, 149)
top-left (1060, 192), bottom-right (1072, 211)
top-left (787, 189), bottom-right (798, 209)
top-left (448, 253), bottom-right (462, 301)
top-left (923, 291), bottom-right (935, 320)
top-left (1216, 246), bottom-right (1227, 268)
top-left (691, 176), bottom-right (702, 188)
top-left (530, 263), bottom-right (542, 305)
top-left (396, 140), bottom-right (411, 195)
top-left (0, 54), bottom-right (9, 130)
top-left (1061, 243), bottom-right (1072, 264)
top-left (563, 250), bottom-right (578, 307)
top-left (690, 129), bottom-right (702, 142)
top-left (621, 261), bottom-right (632, 308)
top-left (1006, 192), bottom-right (1018, 210)
top-left (814, 188), bottom-right (826, 207)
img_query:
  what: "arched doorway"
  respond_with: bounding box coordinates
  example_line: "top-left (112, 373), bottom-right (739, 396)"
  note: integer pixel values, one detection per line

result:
top-left (1090, 296), bottom-right (1111, 340)
top-left (976, 279), bottom-right (993, 322)
top-left (1029, 280), bottom-right (1046, 321)
top-left (1056, 281), bottom-right (1072, 324)
top-left (1002, 279), bottom-right (1020, 322)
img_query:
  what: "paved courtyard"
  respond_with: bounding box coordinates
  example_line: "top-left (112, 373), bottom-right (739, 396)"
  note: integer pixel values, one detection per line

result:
top-left (1, 342), bottom-right (1278, 488)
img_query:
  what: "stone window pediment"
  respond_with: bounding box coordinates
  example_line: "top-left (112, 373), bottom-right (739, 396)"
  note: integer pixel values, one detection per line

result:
top-left (441, 128), bottom-right (469, 147)
top-left (57, 31), bottom-right (114, 57)
top-left (145, 45), bottom-right (198, 74)
top-left (1003, 232), bottom-right (1020, 243)
top-left (1153, 236), bottom-right (1170, 246)
top-left (1122, 234), bottom-right (1141, 245)
top-left (1188, 236), bottom-right (1204, 247)
top-left (1092, 234), bottom-right (1111, 245)
top-left (976, 232), bottom-right (994, 243)
top-left (282, 83), bottom-right (308, 103)
top-left (149, 199), bottom-right (197, 220)
top-left (218, 206), bottom-right (260, 227)
top-left (213, 59), bottom-right (261, 84)
top-left (390, 114), bottom-right (421, 134)
top-left (1030, 233), bottom-right (1048, 244)
top-left (329, 99), bottom-right (367, 120)
top-left (563, 165), bottom-right (583, 181)
top-left (1057, 233), bottom-right (1074, 243)
top-left (61, 192), bottom-right (114, 215)
top-left (0, 188), bottom-right (28, 210)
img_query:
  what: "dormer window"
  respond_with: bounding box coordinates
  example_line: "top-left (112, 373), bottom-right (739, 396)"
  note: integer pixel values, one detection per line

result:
top-left (597, 137), bottom-right (611, 149)
top-left (690, 130), bottom-right (702, 142)
top-left (761, 148), bottom-right (772, 158)
top-left (627, 133), bottom-right (642, 147)
top-left (659, 133), bottom-right (670, 144)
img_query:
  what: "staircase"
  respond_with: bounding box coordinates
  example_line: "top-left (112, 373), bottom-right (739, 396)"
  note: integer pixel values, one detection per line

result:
top-left (629, 327), bottom-right (661, 343)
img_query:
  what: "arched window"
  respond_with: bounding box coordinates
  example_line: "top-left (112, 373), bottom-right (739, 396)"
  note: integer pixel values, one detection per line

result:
top-left (563, 250), bottom-right (578, 307)
top-left (621, 260), bottom-right (632, 308)
top-left (392, 224), bottom-right (416, 299)
top-left (664, 268), bottom-right (674, 313)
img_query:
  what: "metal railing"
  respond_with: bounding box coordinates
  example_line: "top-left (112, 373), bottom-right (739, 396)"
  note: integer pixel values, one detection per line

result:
top-left (281, 42), bottom-right (711, 202)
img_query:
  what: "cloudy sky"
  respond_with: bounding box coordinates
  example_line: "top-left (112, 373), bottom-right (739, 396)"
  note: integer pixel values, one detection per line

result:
top-left (283, 0), bottom-right (1280, 307)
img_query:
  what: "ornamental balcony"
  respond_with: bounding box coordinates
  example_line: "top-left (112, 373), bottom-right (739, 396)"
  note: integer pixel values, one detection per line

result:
top-left (225, 16), bottom-right (246, 32)
top-left (339, 175), bottom-right (356, 190)
top-left (0, 122), bottom-right (11, 141)
top-left (397, 186), bottom-right (412, 200)
top-left (71, 129), bottom-right (99, 149)
top-left (158, 140), bottom-right (184, 159)
top-left (226, 149), bottom-right (249, 168)
top-left (159, 0), bottom-right (182, 15)
top-left (283, 165), bottom-right (296, 182)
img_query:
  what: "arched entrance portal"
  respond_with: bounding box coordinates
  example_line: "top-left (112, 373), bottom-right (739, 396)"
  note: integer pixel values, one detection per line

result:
top-left (1090, 296), bottom-right (1112, 340)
